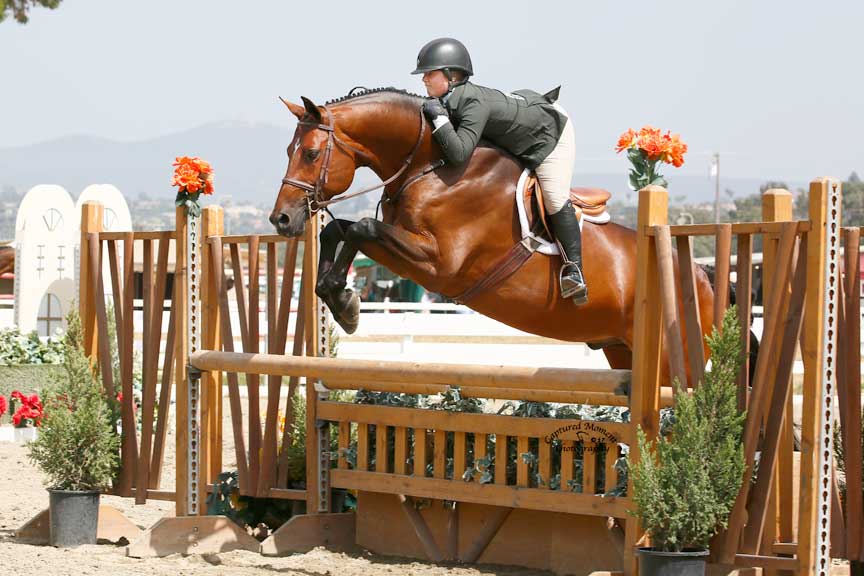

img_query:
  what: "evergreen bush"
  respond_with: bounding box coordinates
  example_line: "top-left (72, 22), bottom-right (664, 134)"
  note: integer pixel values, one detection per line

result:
top-left (27, 309), bottom-right (119, 491)
top-left (629, 306), bottom-right (747, 552)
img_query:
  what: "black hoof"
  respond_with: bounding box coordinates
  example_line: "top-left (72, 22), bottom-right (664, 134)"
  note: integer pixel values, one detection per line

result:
top-left (333, 289), bottom-right (360, 334)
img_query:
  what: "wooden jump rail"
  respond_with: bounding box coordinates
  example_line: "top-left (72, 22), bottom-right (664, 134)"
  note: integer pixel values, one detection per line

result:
top-left (61, 179), bottom-right (848, 575)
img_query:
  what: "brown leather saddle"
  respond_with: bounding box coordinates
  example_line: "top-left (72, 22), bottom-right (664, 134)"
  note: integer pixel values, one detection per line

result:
top-left (522, 174), bottom-right (612, 240)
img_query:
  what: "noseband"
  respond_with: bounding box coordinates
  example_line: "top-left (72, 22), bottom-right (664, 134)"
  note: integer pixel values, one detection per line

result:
top-left (281, 104), bottom-right (430, 214)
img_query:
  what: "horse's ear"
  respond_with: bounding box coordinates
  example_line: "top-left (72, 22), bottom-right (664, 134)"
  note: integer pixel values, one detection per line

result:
top-left (279, 97), bottom-right (306, 120)
top-left (300, 96), bottom-right (323, 123)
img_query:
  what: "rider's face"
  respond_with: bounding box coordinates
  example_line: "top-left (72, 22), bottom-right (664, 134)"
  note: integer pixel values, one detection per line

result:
top-left (422, 70), bottom-right (449, 98)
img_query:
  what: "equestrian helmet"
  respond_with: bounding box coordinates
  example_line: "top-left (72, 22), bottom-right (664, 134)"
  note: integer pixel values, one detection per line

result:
top-left (411, 37), bottom-right (473, 76)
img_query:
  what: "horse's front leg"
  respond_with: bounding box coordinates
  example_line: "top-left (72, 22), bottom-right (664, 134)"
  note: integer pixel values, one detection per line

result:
top-left (320, 217), bottom-right (440, 334)
top-left (315, 219), bottom-right (359, 330)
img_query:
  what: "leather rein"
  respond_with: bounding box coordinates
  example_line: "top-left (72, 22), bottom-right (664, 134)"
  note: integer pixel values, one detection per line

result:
top-left (281, 104), bottom-right (436, 214)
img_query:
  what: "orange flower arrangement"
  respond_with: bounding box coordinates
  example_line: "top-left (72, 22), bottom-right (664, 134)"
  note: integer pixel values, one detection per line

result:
top-left (616, 125), bottom-right (687, 190)
top-left (172, 156), bottom-right (214, 217)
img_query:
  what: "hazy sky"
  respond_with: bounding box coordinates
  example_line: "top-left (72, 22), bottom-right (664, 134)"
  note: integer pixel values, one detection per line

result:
top-left (2, 0), bottom-right (861, 182)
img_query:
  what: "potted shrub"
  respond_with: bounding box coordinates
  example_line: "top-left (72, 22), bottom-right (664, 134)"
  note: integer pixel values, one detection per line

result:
top-left (26, 310), bottom-right (119, 547)
top-left (629, 307), bottom-right (747, 575)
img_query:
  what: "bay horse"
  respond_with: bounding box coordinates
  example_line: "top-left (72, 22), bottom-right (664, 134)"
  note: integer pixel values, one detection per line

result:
top-left (270, 87), bottom-right (715, 375)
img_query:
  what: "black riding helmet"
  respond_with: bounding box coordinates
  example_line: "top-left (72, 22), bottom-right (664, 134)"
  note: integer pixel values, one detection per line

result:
top-left (411, 37), bottom-right (473, 78)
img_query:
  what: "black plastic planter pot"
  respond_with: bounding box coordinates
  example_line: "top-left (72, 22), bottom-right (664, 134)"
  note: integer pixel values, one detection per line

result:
top-left (48, 489), bottom-right (100, 547)
top-left (852, 561), bottom-right (864, 576)
top-left (637, 547), bottom-right (709, 576)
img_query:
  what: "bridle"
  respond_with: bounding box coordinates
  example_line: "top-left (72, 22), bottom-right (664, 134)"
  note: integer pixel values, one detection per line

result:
top-left (281, 104), bottom-right (432, 214)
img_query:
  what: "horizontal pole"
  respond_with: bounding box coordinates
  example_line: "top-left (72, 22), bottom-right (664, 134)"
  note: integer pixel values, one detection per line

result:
top-left (647, 221), bottom-right (810, 237)
top-left (217, 234), bottom-right (294, 245)
top-left (331, 469), bottom-right (630, 518)
top-left (124, 488), bottom-right (177, 502)
top-left (734, 554), bottom-right (799, 572)
top-left (190, 350), bottom-right (631, 394)
top-left (99, 231), bottom-right (176, 241)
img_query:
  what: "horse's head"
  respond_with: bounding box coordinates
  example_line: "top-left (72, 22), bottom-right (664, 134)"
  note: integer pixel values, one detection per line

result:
top-left (271, 96), bottom-right (359, 237)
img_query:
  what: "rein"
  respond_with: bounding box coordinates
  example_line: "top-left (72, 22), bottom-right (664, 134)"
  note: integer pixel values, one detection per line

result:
top-left (281, 104), bottom-right (433, 214)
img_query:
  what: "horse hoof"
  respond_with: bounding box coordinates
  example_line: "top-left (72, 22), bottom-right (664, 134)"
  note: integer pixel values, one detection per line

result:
top-left (334, 290), bottom-right (360, 334)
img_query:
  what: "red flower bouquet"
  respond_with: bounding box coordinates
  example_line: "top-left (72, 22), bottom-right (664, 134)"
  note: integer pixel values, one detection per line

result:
top-left (616, 125), bottom-right (687, 190)
top-left (172, 156), bottom-right (214, 217)
top-left (10, 390), bottom-right (43, 428)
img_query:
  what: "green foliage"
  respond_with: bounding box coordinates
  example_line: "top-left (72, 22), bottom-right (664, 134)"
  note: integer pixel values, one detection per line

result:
top-left (0, 0), bottom-right (62, 24)
top-left (0, 326), bottom-right (64, 365)
top-left (629, 306), bottom-right (747, 552)
top-left (27, 309), bottom-right (120, 491)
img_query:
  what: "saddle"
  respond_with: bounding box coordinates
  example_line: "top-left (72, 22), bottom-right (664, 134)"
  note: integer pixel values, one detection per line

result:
top-left (521, 173), bottom-right (611, 246)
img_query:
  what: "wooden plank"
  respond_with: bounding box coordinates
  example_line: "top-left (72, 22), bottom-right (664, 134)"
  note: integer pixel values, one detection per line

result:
top-left (276, 263), bottom-right (307, 487)
top-left (79, 202), bottom-right (103, 360)
top-left (229, 242), bottom-right (249, 347)
top-left (173, 206), bottom-right (189, 516)
top-left (260, 513), bottom-right (357, 556)
top-left (220, 233), bottom-right (289, 244)
top-left (397, 494), bottom-right (445, 562)
top-left (494, 434), bottom-right (508, 485)
top-left (654, 221), bottom-right (809, 237)
top-left (125, 516), bottom-right (260, 557)
top-left (583, 448), bottom-right (597, 495)
top-left (676, 235), bottom-right (705, 389)
top-left (453, 432), bottom-right (467, 482)
top-left (655, 225), bottom-right (688, 390)
top-left (797, 179), bottom-right (833, 576)
top-left (150, 295), bottom-right (176, 489)
top-left (735, 233), bottom-right (753, 410)
top-left (330, 469), bottom-right (630, 518)
top-left (433, 429), bottom-right (446, 479)
top-left (734, 554), bottom-right (799, 572)
top-left (460, 507), bottom-right (512, 563)
top-left (317, 400), bottom-right (633, 443)
top-left (106, 239), bottom-right (124, 346)
top-left (100, 230), bottom-right (175, 241)
top-left (717, 221), bottom-right (798, 562)
top-left (120, 232), bottom-right (135, 496)
top-left (302, 218), bottom-right (324, 514)
top-left (209, 239), bottom-right (250, 492)
top-left (516, 436), bottom-right (529, 487)
top-left (135, 239), bottom-right (155, 504)
top-left (357, 423), bottom-right (369, 472)
top-left (740, 244), bottom-right (806, 552)
top-left (394, 426), bottom-right (408, 475)
top-left (627, 186), bottom-right (668, 574)
top-left (713, 223), bottom-right (732, 329)
top-left (842, 227), bottom-right (863, 561)
top-left (246, 236), bottom-right (262, 493)
top-left (190, 351), bottom-right (632, 394)
top-left (199, 208), bottom-right (224, 508)
top-left (377, 425), bottom-right (390, 473)
top-left (338, 421), bottom-right (351, 470)
top-left (413, 428), bottom-right (427, 477)
top-left (258, 240), bottom-right (282, 496)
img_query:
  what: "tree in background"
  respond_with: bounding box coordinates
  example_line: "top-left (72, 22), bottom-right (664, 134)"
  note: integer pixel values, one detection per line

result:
top-left (0, 0), bottom-right (61, 24)
top-left (793, 173), bottom-right (863, 225)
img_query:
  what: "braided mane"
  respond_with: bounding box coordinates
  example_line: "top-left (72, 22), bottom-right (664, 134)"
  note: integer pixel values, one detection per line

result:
top-left (325, 86), bottom-right (425, 106)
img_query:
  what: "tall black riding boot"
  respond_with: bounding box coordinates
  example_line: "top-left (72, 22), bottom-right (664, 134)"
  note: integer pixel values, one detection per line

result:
top-left (548, 200), bottom-right (588, 305)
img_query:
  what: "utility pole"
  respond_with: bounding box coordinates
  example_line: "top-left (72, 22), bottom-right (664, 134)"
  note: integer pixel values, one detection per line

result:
top-left (712, 152), bottom-right (721, 223)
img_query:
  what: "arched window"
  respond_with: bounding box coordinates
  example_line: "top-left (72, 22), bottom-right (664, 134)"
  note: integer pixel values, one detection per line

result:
top-left (37, 293), bottom-right (63, 337)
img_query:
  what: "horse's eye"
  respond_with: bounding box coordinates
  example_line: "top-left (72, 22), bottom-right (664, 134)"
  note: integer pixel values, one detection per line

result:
top-left (304, 149), bottom-right (321, 162)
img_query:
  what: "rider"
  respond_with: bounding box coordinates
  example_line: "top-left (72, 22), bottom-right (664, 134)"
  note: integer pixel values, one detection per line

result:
top-left (412, 37), bottom-right (587, 305)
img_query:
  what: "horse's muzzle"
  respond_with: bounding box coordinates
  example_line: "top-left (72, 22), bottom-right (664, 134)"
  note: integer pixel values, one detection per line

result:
top-left (269, 206), bottom-right (308, 238)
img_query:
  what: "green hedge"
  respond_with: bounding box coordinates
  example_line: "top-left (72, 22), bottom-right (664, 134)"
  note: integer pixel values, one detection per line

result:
top-left (0, 365), bottom-right (65, 397)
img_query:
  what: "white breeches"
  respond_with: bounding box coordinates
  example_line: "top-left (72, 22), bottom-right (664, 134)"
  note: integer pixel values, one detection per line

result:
top-left (534, 102), bottom-right (575, 214)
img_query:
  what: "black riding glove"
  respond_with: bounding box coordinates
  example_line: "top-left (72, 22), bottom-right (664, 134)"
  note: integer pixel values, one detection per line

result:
top-left (422, 98), bottom-right (448, 123)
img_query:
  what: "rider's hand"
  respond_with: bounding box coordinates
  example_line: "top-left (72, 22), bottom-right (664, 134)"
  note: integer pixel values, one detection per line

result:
top-left (422, 99), bottom-right (449, 131)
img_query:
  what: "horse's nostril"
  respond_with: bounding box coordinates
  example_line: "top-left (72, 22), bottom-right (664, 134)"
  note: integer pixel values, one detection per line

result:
top-left (269, 211), bottom-right (291, 229)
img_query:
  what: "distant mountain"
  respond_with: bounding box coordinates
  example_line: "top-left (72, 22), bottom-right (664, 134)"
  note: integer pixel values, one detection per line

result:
top-left (0, 122), bottom-right (802, 210)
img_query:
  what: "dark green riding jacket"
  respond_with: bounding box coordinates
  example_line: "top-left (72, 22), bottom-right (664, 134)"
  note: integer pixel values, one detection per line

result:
top-left (433, 81), bottom-right (567, 170)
